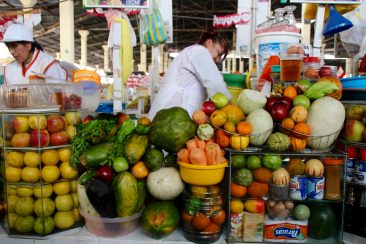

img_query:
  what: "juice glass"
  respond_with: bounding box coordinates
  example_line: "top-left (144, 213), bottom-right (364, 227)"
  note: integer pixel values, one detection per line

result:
top-left (280, 54), bottom-right (303, 82)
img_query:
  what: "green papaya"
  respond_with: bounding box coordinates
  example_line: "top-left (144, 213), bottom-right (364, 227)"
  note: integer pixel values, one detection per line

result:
top-left (124, 134), bottom-right (149, 164)
top-left (111, 171), bottom-right (138, 217)
top-left (79, 142), bottom-right (114, 168)
top-left (135, 179), bottom-right (147, 213)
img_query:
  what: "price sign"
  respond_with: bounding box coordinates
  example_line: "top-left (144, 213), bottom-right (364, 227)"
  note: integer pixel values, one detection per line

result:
top-left (83, 0), bottom-right (150, 9)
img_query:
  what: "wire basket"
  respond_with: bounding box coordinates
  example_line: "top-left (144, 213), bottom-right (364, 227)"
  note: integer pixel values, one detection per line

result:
top-left (212, 124), bottom-right (273, 151)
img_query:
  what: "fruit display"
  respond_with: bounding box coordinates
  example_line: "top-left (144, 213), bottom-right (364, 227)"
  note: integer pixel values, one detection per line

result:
top-left (343, 102), bottom-right (366, 143)
top-left (0, 111), bottom-right (82, 237)
top-left (227, 150), bottom-right (346, 243)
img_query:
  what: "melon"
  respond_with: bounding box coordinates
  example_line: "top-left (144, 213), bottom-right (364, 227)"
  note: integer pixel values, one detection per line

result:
top-left (237, 89), bottom-right (267, 115)
top-left (306, 97), bottom-right (345, 149)
top-left (245, 109), bottom-right (273, 146)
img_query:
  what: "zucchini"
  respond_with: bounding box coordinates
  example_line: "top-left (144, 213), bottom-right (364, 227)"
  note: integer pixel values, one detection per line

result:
top-left (79, 142), bottom-right (114, 168)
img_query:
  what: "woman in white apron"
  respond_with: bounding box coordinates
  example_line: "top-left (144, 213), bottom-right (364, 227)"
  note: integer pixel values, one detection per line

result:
top-left (148, 31), bottom-right (232, 119)
top-left (2, 23), bottom-right (67, 85)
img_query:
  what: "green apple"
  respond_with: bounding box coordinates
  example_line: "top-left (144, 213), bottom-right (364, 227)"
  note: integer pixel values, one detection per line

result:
top-left (212, 93), bottom-right (229, 109)
top-left (293, 95), bottom-right (310, 110)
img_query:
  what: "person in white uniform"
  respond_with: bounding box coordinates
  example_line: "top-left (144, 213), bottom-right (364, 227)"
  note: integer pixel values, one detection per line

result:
top-left (2, 23), bottom-right (67, 85)
top-left (148, 31), bottom-right (232, 119)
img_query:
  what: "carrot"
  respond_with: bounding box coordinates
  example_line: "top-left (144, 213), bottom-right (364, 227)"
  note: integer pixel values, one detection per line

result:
top-left (178, 148), bottom-right (190, 164)
top-left (186, 139), bottom-right (197, 152)
top-left (189, 148), bottom-right (207, 165)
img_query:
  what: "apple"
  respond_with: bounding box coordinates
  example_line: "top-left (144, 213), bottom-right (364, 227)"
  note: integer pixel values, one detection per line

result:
top-left (265, 97), bottom-right (278, 111)
top-left (346, 119), bottom-right (365, 142)
top-left (276, 96), bottom-right (292, 111)
top-left (347, 105), bottom-right (365, 121)
top-left (270, 104), bottom-right (288, 121)
top-left (115, 113), bottom-right (129, 125)
top-left (293, 95), bottom-right (311, 110)
top-left (201, 100), bottom-right (216, 116)
top-left (11, 133), bottom-right (30, 147)
top-left (64, 112), bottom-right (81, 125)
top-left (212, 93), bottom-right (229, 109)
top-left (30, 129), bottom-right (50, 147)
top-left (12, 116), bottom-right (29, 133)
top-left (47, 115), bottom-right (66, 133)
top-left (28, 115), bottom-right (47, 130)
top-left (319, 66), bottom-right (333, 77)
top-left (65, 125), bottom-right (77, 140)
top-left (50, 131), bottom-right (70, 146)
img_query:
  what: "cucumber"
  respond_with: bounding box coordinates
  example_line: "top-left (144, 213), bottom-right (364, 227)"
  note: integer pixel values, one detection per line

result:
top-left (112, 171), bottom-right (138, 217)
top-left (79, 142), bottom-right (114, 168)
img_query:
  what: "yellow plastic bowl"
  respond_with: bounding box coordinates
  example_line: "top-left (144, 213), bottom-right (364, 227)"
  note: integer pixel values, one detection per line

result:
top-left (178, 161), bottom-right (228, 186)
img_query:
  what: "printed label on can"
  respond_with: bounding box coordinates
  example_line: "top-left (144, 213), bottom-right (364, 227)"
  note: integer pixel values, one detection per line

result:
top-left (307, 176), bottom-right (324, 199)
top-left (354, 171), bottom-right (366, 185)
top-left (289, 175), bottom-right (307, 200)
top-left (347, 158), bottom-right (356, 169)
top-left (358, 161), bottom-right (366, 172)
top-left (347, 169), bottom-right (355, 182)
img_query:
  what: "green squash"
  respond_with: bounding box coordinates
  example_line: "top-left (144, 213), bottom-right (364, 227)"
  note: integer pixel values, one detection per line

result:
top-left (142, 201), bottom-right (180, 239)
top-left (308, 203), bottom-right (337, 240)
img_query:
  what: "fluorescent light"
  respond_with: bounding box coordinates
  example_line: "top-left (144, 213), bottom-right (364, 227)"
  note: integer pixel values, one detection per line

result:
top-left (169, 52), bottom-right (179, 58)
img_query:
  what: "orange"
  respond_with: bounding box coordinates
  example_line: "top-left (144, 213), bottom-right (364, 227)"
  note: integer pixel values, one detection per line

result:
top-left (181, 210), bottom-right (194, 223)
top-left (191, 213), bottom-right (211, 230)
top-left (211, 209), bottom-right (226, 225)
top-left (138, 117), bottom-right (151, 126)
top-left (236, 121), bottom-right (253, 135)
top-left (283, 86), bottom-right (297, 100)
top-left (201, 222), bottom-right (220, 234)
top-left (131, 161), bottom-right (149, 179)
top-left (223, 121), bottom-right (236, 133)
top-left (221, 104), bottom-right (244, 125)
top-left (230, 199), bottom-right (244, 214)
top-left (293, 122), bottom-right (311, 139)
top-left (210, 110), bottom-right (227, 128)
top-left (281, 117), bottom-right (295, 130)
top-left (230, 182), bottom-right (247, 198)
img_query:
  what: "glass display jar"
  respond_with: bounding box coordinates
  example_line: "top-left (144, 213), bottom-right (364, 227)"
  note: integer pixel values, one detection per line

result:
top-left (323, 157), bottom-right (344, 200)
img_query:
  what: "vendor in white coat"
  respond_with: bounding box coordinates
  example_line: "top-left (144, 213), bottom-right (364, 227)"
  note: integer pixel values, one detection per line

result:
top-left (2, 23), bottom-right (67, 85)
top-left (148, 31), bottom-right (232, 119)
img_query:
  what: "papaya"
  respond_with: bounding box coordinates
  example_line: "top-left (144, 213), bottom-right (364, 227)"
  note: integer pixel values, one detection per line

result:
top-left (79, 142), bottom-right (114, 168)
top-left (111, 171), bottom-right (138, 217)
top-left (124, 134), bottom-right (149, 164)
top-left (135, 179), bottom-right (147, 213)
top-left (142, 201), bottom-right (180, 239)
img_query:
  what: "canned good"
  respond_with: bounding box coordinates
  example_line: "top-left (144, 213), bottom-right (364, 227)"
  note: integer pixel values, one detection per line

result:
top-left (289, 175), bottom-right (307, 200)
top-left (354, 171), bottom-right (366, 185)
top-left (307, 176), bottom-right (324, 199)
top-left (358, 161), bottom-right (366, 172)
top-left (347, 169), bottom-right (355, 182)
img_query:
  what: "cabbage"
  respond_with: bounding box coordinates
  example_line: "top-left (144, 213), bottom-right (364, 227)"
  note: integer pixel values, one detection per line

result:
top-left (197, 124), bottom-right (214, 140)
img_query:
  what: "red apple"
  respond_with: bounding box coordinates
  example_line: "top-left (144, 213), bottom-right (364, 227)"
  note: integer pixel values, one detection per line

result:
top-left (47, 115), bottom-right (66, 133)
top-left (50, 131), bottom-right (70, 146)
top-left (265, 97), bottom-right (278, 111)
top-left (30, 129), bottom-right (50, 147)
top-left (115, 113), bottom-right (129, 125)
top-left (276, 96), bottom-right (292, 110)
top-left (345, 119), bottom-right (365, 142)
top-left (319, 66), bottom-right (333, 77)
top-left (270, 104), bottom-right (288, 121)
top-left (201, 100), bottom-right (216, 116)
top-left (12, 116), bottom-right (29, 133)
top-left (11, 133), bottom-right (30, 147)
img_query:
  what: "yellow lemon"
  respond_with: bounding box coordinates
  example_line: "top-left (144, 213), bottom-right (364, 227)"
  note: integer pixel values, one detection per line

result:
top-left (70, 180), bottom-right (77, 193)
top-left (41, 150), bottom-right (59, 166)
top-left (41, 166), bottom-right (60, 183)
top-left (54, 211), bottom-right (75, 229)
top-left (230, 199), bottom-right (244, 214)
top-left (55, 194), bottom-right (74, 211)
top-left (7, 185), bottom-right (17, 195)
top-left (59, 161), bottom-right (78, 179)
top-left (21, 167), bottom-right (41, 183)
top-left (8, 213), bottom-right (18, 229)
top-left (6, 166), bottom-right (22, 182)
top-left (6, 151), bottom-right (24, 168)
top-left (230, 135), bottom-right (250, 150)
top-left (191, 186), bottom-right (208, 198)
top-left (73, 208), bottom-right (82, 222)
top-left (34, 184), bottom-right (53, 198)
top-left (16, 186), bottom-right (34, 197)
top-left (64, 112), bottom-right (81, 125)
top-left (23, 151), bottom-right (40, 167)
top-left (7, 195), bottom-right (19, 213)
top-left (58, 148), bottom-right (72, 162)
top-left (53, 181), bottom-right (71, 196)
top-left (71, 193), bottom-right (79, 208)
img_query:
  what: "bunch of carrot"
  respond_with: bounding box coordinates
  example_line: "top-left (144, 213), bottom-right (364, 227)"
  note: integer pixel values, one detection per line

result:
top-left (178, 137), bottom-right (227, 165)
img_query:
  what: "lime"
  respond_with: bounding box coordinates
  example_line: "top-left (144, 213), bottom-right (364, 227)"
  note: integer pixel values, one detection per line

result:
top-left (15, 216), bottom-right (34, 233)
top-left (112, 156), bottom-right (129, 172)
top-left (7, 195), bottom-right (19, 213)
top-left (246, 155), bottom-right (261, 170)
top-left (292, 204), bottom-right (310, 220)
top-left (231, 155), bottom-right (246, 169)
top-left (293, 95), bottom-right (311, 110)
top-left (34, 216), bottom-right (55, 235)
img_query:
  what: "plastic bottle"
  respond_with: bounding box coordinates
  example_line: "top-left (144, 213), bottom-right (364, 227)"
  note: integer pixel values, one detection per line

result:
top-left (322, 157), bottom-right (343, 200)
top-left (270, 65), bottom-right (282, 96)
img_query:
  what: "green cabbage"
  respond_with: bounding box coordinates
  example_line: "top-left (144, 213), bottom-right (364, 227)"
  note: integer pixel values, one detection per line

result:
top-left (197, 124), bottom-right (214, 140)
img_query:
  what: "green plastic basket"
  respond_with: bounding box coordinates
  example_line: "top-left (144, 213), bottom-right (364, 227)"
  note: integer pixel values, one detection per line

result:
top-left (222, 73), bottom-right (246, 88)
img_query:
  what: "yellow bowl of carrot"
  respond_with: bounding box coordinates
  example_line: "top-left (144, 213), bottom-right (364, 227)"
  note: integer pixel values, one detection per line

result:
top-left (178, 161), bottom-right (228, 186)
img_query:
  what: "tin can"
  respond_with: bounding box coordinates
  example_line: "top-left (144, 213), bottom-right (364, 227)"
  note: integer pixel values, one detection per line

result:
top-left (358, 161), bottom-right (366, 172)
top-left (307, 176), bottom-right (324, 199)
top-left (347, 169), bottom-right (355, 182)
top-left (354, 171), bottom-right (366, 185)
top-left (289, 175), bottom-right (307, 200)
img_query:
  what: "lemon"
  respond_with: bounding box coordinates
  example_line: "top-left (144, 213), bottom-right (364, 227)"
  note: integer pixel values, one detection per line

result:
top-left (41, 166), bottom-right (60, 183)
top-left (59, 161), bottom-right (78, 179)
top-left (34, 198), bottom-right (55, 217)
top-left (54, 211), bottom-right (75, 229)
top-left (8, 213), bottom-right (18, 229)
top-left (230, 199), bottom-right (244, 214)
top-left (6, 166), bottom-right (22, 182)
top-left (6, 151), bottom-right (24, 168)
top-left (15, 216), bottom-right (34, 233)
top-left (7, 195), bottom-right (19, 213)
top-left (53, 181), bottom-right (71, 196)
top-left (191, 186), bottom-right (208, 198)
top-left (55, 194), bottom-right (74, 211)
top-left (16, 186), bottom-right (34, 197)
top-left (34, 184), bottom-right (53, 198)
top-left (15, 197), bottom-right (34, 217)
top-left (71, 192), bottom-right (79, 208)
top-left (21, 167), bottom-right (41, 183)
top-left (58, 148), bottom-right (72, 162)
top-left (23, 151), bottom-right (41, 167)
top-left (41, 150), bottom-right (59, 166)
top-left (230, 135), bottom-right (250, 150)
top-left (73, 208), bottom-right (82, 222)
top-left (7, 185), bottom-right (17, 195)
top-left (70, 180), bottom-right (77, 193)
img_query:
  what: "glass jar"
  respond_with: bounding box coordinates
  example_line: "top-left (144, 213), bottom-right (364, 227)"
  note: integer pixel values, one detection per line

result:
top-left (303, 56), bottom-right (321, 80)
top-left (280, 54), bottom-right (303, 82)
top-left (322, 158), bottom-right (344, 200)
